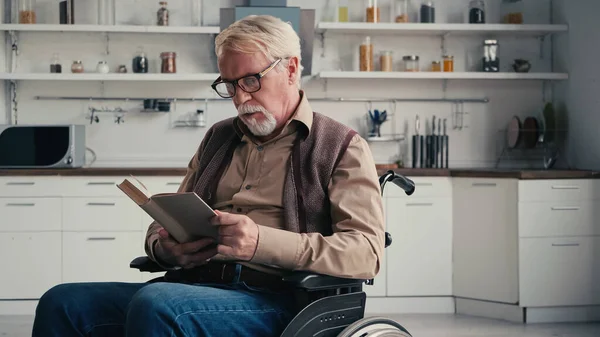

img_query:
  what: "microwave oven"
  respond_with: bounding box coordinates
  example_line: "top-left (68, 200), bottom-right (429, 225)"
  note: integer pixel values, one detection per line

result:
top-left (0, 124), bottom-right (86, 168)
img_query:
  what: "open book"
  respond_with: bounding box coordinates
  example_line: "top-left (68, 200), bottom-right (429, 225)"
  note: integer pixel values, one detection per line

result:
top-left (117, 177), bottom-right (218, 243)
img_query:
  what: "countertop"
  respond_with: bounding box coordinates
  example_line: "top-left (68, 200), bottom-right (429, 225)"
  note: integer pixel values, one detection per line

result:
top-left (1, 167), bottom-right (599, 179)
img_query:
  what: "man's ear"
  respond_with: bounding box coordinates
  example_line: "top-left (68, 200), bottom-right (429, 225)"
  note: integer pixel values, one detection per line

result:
top-left (286, 56), bottom-right (299, 84)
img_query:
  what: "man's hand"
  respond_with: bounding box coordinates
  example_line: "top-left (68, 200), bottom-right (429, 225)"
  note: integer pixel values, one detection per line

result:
top-left (154, 227), bottom-right (218, 269)
top-left (212, 210), bottom-right (259, 261)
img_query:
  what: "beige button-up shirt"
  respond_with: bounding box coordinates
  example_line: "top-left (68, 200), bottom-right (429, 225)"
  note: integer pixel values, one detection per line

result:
top-left (147, 91), bottom-right (385, 280)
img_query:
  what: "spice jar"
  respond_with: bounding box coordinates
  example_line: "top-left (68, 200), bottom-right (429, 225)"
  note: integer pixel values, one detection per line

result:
top-left (393, 0), bottom-right (409, 23)
top-left (403, 55), bottom-right (419, 72)
top-left (380, 51), bottom-right (393, 72)
top-left (336, 0), bottom-right (349, 22)
top-left (431, 61), bottom-right (441, 72)
top-left (19, 0), bottom-right (37, 24)
top-left (468, 0), bottom-right (485, 24)
top-left (420, 0), bottom-right (435, 23)
top-left (365, 0), bottom-right (380, 23)
top-left (502, 0), bottom-right (523, 24)
top-left (443, 55), bottom-right (454, 72)
top-left (157, 1), bottom-right (169, 26)
top-left (96, 61), bottom-right (110, 74)
top-left (359, 36), bottom-right (373, 72)
top-left (117, 65), bottom-right (127, 73)
top-left (132, 47), bottom-right (148, 73)
top-left (71, 60), bottom-right (84, 73)
top-left (160, 52), bottom-right (177, 73)
top-left (50, 53), bottom-right (62, 73)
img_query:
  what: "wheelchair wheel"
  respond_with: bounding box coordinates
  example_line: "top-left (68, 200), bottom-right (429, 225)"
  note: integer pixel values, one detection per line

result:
top-left (336, 316), bottom-right (412, 337)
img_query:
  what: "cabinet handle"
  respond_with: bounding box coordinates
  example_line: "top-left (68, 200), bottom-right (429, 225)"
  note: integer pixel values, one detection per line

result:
top-left (86, 182), bottom-right (116, 186)
top-left (551, 185), bottom-right (580, 190)
top-left (406, 203), bottom-right (434, 207)
top-left (6, 182), bottom-right (34, 186)
top-left (552, 243), bottom-right (580, 247)
top-left (472, 183), bottom-right (497, 187)
top-left (6, 203), bottom-right (35, 207)
top-left (86, 202), bottom-right (116, 206)
top-left (166, 182), bottom-right (180, 186)
top-left (551, 206), bottom-right (580, 211)
top-left (87, 237), bottom-right (116, 241)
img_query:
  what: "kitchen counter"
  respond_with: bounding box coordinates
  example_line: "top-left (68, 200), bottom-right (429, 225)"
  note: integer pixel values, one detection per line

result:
top-left (1, 167), bottom-right (599, 179)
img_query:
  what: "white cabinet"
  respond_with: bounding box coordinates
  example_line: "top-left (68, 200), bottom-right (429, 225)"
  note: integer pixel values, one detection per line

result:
top-left (62, 232), bottom-right (143, 283)
top-left (62, 197), bottom-right (141, 232)
top-left (0, 232), bottom-right (62, 299)
top-left (0, 197), bottom-right (61, 232)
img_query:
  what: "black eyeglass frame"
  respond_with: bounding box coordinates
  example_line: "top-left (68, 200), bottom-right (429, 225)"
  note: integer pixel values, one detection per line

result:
top-left (211, 58), bottom-right (283, 98)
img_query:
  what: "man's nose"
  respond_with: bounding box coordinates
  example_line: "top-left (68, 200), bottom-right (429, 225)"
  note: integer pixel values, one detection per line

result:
top-left (233, 87), bottom-right (252, 106)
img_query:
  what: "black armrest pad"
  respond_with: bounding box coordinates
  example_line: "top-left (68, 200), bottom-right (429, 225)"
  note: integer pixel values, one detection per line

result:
top-left (130, 256), bottom-right (168, 273)
top-left (281, 272), bottom-right (366, 291)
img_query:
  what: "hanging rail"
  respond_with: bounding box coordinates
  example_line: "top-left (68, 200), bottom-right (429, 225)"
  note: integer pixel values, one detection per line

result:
top-left (33, 95), bottom-right (490, 104)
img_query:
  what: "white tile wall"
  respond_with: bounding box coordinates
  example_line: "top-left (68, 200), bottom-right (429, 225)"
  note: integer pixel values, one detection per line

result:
top-left (1, 0), bottom-right (560, 168)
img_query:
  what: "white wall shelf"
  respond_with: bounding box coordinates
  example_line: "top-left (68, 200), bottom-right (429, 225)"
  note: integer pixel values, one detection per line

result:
top-left (319, 71), bottom-right (569, 81)
top-left (316, 23), bottom-right (568, 37)
top-left (0, 73), bottom-right (220, 81)
top-left (0, 24), bottom-right (220, 34)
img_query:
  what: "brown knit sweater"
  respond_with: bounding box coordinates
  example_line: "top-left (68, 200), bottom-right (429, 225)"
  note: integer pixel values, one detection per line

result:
top-left (191, 112), bottom-right (357, 235)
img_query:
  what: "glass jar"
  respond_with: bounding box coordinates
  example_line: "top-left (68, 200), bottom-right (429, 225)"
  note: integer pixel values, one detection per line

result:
top-left (50, 53), bottom-right (62, 73)
top-left (380, 51), bottom-right (393, 72)
top-left (393, 0), bottom-right (409, 23)
top-left (160, 52), bottom-right (177, 73)
top-left (157, 1), bottom-right (169, 26)
top-left (502, 0), bottom-right (523, 24)
top-left (132, 47), bottom-right (148, 73)
top-left (96, 61), bottom-right (110, 74)
top-left (366, 0), bottom-right (380, 23)
top-left (403, 55), bottom-right (419, 72)
top-left (483, 39), bottom-right (499, 72)
top-left (71, 60), bottom-right (84, 73)
top-left (443, 55), bottom-right (454, 72)
top-left (336, 0), bottom-right (349, 22)
top-left (431, 61), bottom-right (441, 72)
top-left (19, 0), bottom-right (37, 24)
top-left (359, 36), bottom-right (373, 71)
top-left (419, 0), bottom-right (435, 23)
top-left (118, 65), bottom-right (128, 73)
top-left (469, 0), bottom-right (485, 23)
top-left (98, 0), bottom-right (116, 25)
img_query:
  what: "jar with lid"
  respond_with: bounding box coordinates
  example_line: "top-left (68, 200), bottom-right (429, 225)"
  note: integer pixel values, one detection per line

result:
top-left (365, 0), bottom-right (380, 23)
top-left (483, 39), bottom-right (499, 72)
top-left (380, 51), bottom-right (393, 72)
top-left (430, 61), bottom-right (441, 72)
top-left (96, 61), bottom-right (110, 74)
top-left (443, 55), bottom-right (454, 72)
top-left (393, 0), bottom-right (409, 23)
top-left (132, 47), bottom-right (148, 73)
top-left (50, 53), bottom-right (62, 73)
top-left (161, 52), bottom-right (177, 73)
top-left (468, 0), bottom-right (485, 23)
top-left (403, 55), bottom-right (420, 72)
top-left (157, 1), bottom-right (169, 26)
top-left (419, 1), bottom-right (435, 23)
top-left (502, 0), bottom-right (523, 24)
top-left (19, 0), bottom-right (37, 24)
top-left (336, 0), bottom-right (349, 22)
top-left (71, 60), bottom-right (84, 73)
top-left (359, 36), bottom-right (373, 71)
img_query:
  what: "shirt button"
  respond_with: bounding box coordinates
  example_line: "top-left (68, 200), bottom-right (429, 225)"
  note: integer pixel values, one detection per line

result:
top-left (245, 185), bottom-right (251, 190)
top-left (257, 145), bottom-right (264, 151)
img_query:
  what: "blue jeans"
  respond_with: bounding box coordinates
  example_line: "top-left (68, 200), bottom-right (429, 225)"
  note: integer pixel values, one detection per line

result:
top-left (31, 279), bottom-right (298, 337)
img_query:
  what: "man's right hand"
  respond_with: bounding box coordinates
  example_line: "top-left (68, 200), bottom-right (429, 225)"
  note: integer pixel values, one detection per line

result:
top-left (154, 227), bottom-right (218, 269)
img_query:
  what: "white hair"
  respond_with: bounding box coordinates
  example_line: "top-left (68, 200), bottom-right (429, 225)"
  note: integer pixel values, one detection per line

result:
top-left (215, 15), bottom-right (303, 88)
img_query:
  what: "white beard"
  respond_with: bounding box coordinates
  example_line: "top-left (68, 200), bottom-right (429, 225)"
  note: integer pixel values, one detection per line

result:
top-left (238, 104), bottom-right (277, 136)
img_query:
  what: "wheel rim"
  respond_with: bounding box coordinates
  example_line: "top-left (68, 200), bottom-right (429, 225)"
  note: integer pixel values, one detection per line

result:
top-left (337, 316), bottom-right (412, 337)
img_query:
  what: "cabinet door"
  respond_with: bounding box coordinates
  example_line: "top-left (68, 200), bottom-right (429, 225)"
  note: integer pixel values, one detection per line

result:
top-left (62, 232), bottom-right (143, 283)
top-left (520, 237), bottom-right (600, 307)
top-left (364, 198), bottom-right (387, 297)
top-left (62, 197), bottom-right (141, 232)
top-left (0, 197), bottom-right (61, 232)
top-left (387, 197), bottom-right (452, 296)
top-left (0, 232), bottom-right (62, 299)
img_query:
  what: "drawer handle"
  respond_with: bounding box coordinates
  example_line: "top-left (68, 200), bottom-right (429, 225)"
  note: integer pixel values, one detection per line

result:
top-left (551, 206), bottom-right (581, 211)
top-left (406, 203), bottom-right (434, 207)
top-left (87, 182), bottom-right (116, 186)
top-left (87, 237), bottom-right (116, 241)
top-left (551, 186), bottom-right (580, 190)
top-left (6, 182), bottom-right (35, 186)
top-left (86, 202), bottom-right (116, 206)
top-left (166, 182), bottom-right (181, 186)
top-left (6, 203), bottom-right (35, 207)
top-left (472, 183), bottom-right (497, 187)
top-left (552, 243), bottom-right (580, 247)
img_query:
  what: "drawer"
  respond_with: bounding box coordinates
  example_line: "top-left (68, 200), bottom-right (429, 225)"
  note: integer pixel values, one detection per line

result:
top-left (0, 177), bottom-right (62, 197)
top-left (519, 179), bottom-right (598, 202)
top-left (384, 177), bottom-right (451, 198)
top-left (519, 237), bottom-right (600, 307)
top-left (0, 232), bottom-right (62, 299)
top-left (62, 197), bottom-right (141, 231)
top-left (141, 176), bottom-right (185, 194)
top-left (62, 232), bottom-right (142, 283)
top-left (518, 201), bottom-right (599, 237)
top-left (61, 176), bottom-right (128, 197)
top-left (0, 197), bottom-right (61, 232)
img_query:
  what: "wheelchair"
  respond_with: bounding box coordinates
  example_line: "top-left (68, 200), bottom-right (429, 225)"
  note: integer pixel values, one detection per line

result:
top-left (130, 170), bottom-right (415, 337)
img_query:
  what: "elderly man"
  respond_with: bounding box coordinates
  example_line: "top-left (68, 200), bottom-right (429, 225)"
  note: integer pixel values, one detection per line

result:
top-left (32, 15), bottom-right (384, 337)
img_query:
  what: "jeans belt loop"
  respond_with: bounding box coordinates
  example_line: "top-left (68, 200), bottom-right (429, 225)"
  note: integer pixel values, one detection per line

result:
top-left (220, 264), bottom-right (227, 281)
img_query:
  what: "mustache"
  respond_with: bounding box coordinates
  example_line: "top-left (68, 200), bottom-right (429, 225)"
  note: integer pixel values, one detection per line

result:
top-left (238, 104), bottom-right (269, 115)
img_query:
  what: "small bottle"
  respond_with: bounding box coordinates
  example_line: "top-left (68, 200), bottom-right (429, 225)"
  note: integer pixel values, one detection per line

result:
top-left (336, 0), bottom-right (349, 22)
top-left (160, 52), bottom-right (177, 73)
top-left (469, 0), bottom-right (485, 24)
top-left (359, 36), bottom-right (373, 71)
top-left (50, 53), bottom-right (62, 73)
top-left (443, 55), bottom-right (454, 72)
top-left (380, 51), bottom-right (393, 72)
top-left (71, 60), bottom-right (84, 73)
top-left (118, 65), bottom-right (127, 73)
top-left (157, 1), bottom-right (169, 26)
top-left (431, 61), bottom-right (441, 72)
top-left (420, 0), bottom-right (435, 23)
top-left (197, 110), bottom-right (206, 127)
top-left (96, 61), bottom-right (110, 74)
top-left (366, 0), bottom-right (380, 23)
top-left (132, 47), bottom-right (148, 73)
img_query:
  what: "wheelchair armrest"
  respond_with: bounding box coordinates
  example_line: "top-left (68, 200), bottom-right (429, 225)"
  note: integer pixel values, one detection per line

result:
top-left (282, 272), bottom-right (366, 291)
top-left (130, 256), bottom-right (168, 273)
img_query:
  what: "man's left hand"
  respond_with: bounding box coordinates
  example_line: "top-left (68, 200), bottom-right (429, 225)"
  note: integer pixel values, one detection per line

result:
top-left (212, 210), bottom-right (259, 261)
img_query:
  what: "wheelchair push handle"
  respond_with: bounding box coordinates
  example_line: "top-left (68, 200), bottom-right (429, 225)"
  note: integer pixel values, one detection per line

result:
top-left (379, 170), bottom-right (415, 196)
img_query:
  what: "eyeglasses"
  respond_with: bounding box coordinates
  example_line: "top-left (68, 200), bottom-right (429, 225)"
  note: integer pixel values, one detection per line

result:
top-left (211, 58), bottom-right (282, 99)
